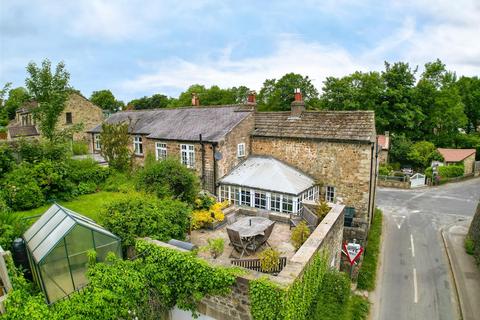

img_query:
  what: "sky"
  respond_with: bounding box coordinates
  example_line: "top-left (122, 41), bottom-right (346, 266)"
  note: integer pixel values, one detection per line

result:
top-left (1, 0), bottom-right (479, 102)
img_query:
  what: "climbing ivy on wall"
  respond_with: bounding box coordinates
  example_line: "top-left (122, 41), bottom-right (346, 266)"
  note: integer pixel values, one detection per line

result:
top-left (2, 240), bottom-right (238, 319)
top-left (249, 252), bottom-right (351, 320)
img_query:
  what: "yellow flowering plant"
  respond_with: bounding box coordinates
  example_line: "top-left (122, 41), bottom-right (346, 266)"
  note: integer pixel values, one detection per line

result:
top-left (191, 199), bottom-right (229, 230)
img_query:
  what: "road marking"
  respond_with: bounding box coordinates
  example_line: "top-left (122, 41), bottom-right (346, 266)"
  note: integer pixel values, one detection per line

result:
top-left (392, 215), bottom-right (406, 229)
top-left (410, 234), bottom-right (415, 257)
top-left (413, 268), bottom-right (418, 304)
top-left (411, 210), bottom-right (420, 213)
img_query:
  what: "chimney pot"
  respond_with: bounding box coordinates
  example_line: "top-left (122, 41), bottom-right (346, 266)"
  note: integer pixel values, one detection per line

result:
top-left (191, 93), bottom-right (200, 107)
top-left (247, 91), bottom-right (256, 105)
top-left (291, 88), bottom-right (305, 117)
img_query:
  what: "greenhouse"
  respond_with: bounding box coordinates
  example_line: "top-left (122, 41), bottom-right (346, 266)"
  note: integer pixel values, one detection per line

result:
top-left (23, 204), bottom-right (122, 304)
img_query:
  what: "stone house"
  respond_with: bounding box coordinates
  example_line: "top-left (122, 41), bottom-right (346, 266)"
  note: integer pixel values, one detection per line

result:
top-left (6, 92), bottom-right (103, 141)
top-left (377, 131), bottom-right (390, 164)
top-left (89, 91), bottom-right (377, 243)
top-left (437, 148), bottom-right (477, 175)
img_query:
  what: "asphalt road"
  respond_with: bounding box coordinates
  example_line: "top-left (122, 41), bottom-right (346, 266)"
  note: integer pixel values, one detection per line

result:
top-left (373, 178), bottom-right (480, 320)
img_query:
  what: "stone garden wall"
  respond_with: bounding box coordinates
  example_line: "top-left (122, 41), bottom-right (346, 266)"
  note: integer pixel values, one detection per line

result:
top-left (468, 201), bottom-right (480, 266)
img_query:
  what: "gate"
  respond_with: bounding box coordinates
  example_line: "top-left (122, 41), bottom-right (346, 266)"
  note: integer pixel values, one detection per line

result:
top-left (410, 173), bottom-right (426, 188)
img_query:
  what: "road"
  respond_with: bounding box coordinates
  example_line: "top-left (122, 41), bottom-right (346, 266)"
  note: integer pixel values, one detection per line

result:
top-left (374, 178), bottom-right (480, 320)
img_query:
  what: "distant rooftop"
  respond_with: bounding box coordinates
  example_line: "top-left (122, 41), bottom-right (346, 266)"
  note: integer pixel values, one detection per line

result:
top-left (218, 155), bottom-right (315, 195)
top-left (88, 105), bottom-right (253, 142)
top-left (253, 110), bottom-right (376, 143)
top-left (437, 148), bottom-right (476, 162)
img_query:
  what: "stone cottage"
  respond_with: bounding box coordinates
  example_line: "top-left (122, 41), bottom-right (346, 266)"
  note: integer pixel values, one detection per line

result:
top-left (89, 91), bottom-right (378, 243)
top-left (437, 148), bottom-right (477, 175)
top-left (7, 92), bottom-right (103, 141)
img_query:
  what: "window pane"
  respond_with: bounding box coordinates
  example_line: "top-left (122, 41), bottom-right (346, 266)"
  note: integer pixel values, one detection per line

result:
top-left (254, 191), bottom-right (266, 209)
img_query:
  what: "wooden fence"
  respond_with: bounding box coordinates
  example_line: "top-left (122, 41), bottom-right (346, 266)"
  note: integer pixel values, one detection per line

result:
top-left (231, 257), bottom-right (287, 274)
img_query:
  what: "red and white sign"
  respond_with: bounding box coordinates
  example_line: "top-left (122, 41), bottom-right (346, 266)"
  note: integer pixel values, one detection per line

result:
top-left (342, 242), bottom-right (363, 266)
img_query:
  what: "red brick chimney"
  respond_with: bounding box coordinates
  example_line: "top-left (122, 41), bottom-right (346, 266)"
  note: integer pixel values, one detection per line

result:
top-left (291, 88), bottom-right (305, 117)
top-left (191, 93), bottom-right (200, 106)
top-left (247, 90), bottom-right (256, 105)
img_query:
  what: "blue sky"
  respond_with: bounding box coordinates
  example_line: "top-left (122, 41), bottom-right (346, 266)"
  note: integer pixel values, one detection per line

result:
top-left (1, 0), bottom-right (479, 102)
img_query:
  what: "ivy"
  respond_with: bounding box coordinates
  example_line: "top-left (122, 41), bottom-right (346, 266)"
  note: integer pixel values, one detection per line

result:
top-left (249, 252), bottom-right (352, 320)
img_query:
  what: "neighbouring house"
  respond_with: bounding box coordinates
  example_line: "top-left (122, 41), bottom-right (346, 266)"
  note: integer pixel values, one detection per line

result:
top-left (377, 131), bottom-right (390, 164)
top-left (6, 92), bottom-right (104, 141)
top-left (89, 90), bottom-right (377, 243)
top-left (437, 148), bottom-right (477, 175)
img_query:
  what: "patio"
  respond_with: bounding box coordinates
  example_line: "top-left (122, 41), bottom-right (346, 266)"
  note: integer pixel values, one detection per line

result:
top-left (190, 210), bottom-right (296, 267)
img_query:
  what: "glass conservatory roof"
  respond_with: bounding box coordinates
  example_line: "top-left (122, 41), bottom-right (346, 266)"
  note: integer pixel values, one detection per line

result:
top-left (23, 203), bottom-right (119, 263)
top-left (218, 156), bottom-right (315, 195)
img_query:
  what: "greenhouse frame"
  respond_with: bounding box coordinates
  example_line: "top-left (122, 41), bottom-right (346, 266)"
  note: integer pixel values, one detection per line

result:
top-left (23, 204), bottom-right (122, 304)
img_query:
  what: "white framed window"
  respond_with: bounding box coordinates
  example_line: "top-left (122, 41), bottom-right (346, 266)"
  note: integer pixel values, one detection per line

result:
top-left (94, 134), bottom-right (101, 151)
top-left (155, 142), bottom-right (167, 160)
top-left (232, 187), bottom-right (240, 205)
top-left (326, 186), bottom-right (335, 202)
top-left (282, 195), bottom-right (293, 213)
top-left (240, 189), bottom-right (251, 206)
top-left (254, 191), bottom-right (267, 209)
top-left (237, 143), bottom-right (246, 157)
top-left (180, 144), bottom-right (195, 168)
top-left (219, 185), bottom-right (229, 202)
top-left (133, 136), bottom-right (143, 155)
top-left (270, 193), bottom-right (281, 212)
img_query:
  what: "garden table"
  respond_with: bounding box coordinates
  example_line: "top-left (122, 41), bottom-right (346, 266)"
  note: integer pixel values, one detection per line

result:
top-left (227, 216), bottom-right (274, 238)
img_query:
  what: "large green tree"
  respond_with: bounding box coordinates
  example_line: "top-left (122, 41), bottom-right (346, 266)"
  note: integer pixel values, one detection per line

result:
top-left (456, 76), bottom-right (480, 133)
top-left (257, 73), bottom-right (319, 111)
top-left (3, 87), bottom-right (30, 120)
top-left (170, 84), bottom-right (250, 107)
top-left (25, 59), bottom-right (70, 141)
top-left (90, 89), bottom-right (123, 112)
top-left (128, 93), bottom-right (171, 110)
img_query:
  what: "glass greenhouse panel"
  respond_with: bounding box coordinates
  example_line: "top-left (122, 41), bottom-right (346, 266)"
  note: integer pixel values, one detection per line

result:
top-left (68, 251), bottom-right (89, 289)
top-left (65, 225), bottom-right (94, 255)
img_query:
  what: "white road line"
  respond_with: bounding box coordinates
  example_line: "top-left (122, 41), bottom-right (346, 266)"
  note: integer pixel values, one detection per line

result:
top-left (413, 268), bottom-right (418, 304)
top-left (410, 234), bottom-right (415, 258)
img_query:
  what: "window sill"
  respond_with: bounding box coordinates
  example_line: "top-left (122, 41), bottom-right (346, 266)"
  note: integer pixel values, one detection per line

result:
top-left (134, 154), bottom-right (144, 158)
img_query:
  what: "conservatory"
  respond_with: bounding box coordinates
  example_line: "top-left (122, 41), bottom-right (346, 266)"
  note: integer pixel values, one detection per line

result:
top-left (23, 204), bottom-right (122, 304)
top-left (218, 156), bottom-right (319, 214)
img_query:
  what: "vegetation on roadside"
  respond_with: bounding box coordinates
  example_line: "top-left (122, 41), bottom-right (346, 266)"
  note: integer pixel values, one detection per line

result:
top-left (465, 235), bottom-right (475, 255)
top-left (357, 208), bottom-right (383, 291)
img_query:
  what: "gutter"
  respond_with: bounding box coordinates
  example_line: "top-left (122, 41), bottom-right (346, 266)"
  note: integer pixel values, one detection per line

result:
top-left (200, 134), bottom-right (205, 190)
top-left (212, 142), bottom-right (218, 195)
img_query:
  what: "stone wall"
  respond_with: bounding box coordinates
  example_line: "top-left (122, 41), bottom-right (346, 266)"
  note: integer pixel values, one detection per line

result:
top-left (57, 93), bottom-right (104, 141)
top-left (468, 201), bottom-right (480, 266)
top-left (252, 136), bottom-right (373, 241)
top-left (463, 153), bottom-right (476, 175)
top-left (377, 178), bottom-right (410, 189)
top-left (217, 112), bottom-right (255, 179)
top-left (379, 149), bottom-right (388, 164)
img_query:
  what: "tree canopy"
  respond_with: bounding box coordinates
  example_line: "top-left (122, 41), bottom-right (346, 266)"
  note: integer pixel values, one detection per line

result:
top-left (90, 89), bottom-right (124, 112)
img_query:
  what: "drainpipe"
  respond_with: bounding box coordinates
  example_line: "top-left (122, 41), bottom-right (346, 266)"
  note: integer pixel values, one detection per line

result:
top-left (212, 142), bottom-right (218, 195)
top-left (200, 134), bottom-right (205, 190)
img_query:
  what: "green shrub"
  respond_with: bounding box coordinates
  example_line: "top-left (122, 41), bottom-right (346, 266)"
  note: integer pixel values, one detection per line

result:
top-left (378, 165), bottom-right (390, 176)
top-left (100, 194), bottom-right (192, 247)
top-left (136, 157), bottom-right (200, 204)
top-left (259, 247), bottom-right (281, 273)
top-left (313, 270), bottom-right (351, 320)
top-left (291, 221), bottom-right (310, 250)
top-left (348, 295), bottom-right (370, 320)
top-left (0, 143), bottom-right (14, 178)
top-left (32, 160), bottom-right (75, 200)
top-left (71, 140), bottom-right (89, 155)
top-left (101, 170), bottom-right (134, 193)
top-left (438, 165), bottom-right (464, 178)
top-left (465, 235), bottom-right (475, 255)
top-left (0, 204), bottom-right (29, 251)
top-left (1, 165), bottom-right (45, 210)
top-left (316, 202), bottom-right (331, 220)
top-left (357, 208), bottom-right (383, 290)
top-left (203, 238), bottom-right (224, 259)
top-left (12, 139), bottom-right (70, 163)
top-left (65, 158), bottom-right (110, 186)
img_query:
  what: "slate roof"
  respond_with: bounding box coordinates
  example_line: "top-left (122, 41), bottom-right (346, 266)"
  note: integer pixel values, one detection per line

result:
top-left (8, 125), bottom-right (39, 138)
top-left (437, 148), bottom-right (476, 162)
top-left (16, 101), bottom-right (38, 114)
top-left (88, 105), bottom-right (253, 142)
top-left (218, 155), bottom-right (315, 195)
top-left (253, 110), bottom-right (376, 143)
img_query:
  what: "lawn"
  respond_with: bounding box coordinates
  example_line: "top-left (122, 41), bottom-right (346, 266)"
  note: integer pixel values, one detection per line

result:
top-left (16, 191), bottom-right (130, 223)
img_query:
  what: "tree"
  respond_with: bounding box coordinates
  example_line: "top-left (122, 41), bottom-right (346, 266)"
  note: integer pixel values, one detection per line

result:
top-left (99, 122), bottom-right (133, 172)
top-left (169, 84), bottom-right (251, 108)
top-left (406, 141), bottom-right (442, 169)
top-left (257, 73), bottom-right (319, 111)
top-left (90, 89), bottom-right (123, 112)
top-left (128, 93), bottom-right (170, 110)
top-left (389, 133), bottom-right (413, 164)
top-left (456, 76), bottom-right (480, 133)
top-left (3, 87), bottom-right (30, 120)
top-left (25, 59), bottom-right (70, 141)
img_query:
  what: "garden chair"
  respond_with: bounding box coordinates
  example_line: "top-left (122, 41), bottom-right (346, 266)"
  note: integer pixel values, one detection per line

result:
top-left (226, 214), bottom-right (237, 225)
top-left (227, 228), bottom-right (255, 259)
top-left (256, 221), bottom-right (275, 248)
top-left (289, 207), bottom-right (318, 232)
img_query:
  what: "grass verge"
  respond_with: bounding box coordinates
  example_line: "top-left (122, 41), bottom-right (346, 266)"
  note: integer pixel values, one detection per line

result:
top-left (16, 191), bottom-right (131, 222)
top-left (465, 235), bottom-right (475, 255)
top-left (356, 208), bottom-right (383, 291)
